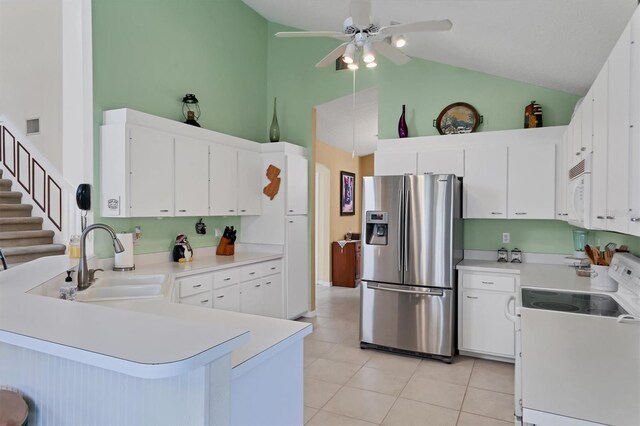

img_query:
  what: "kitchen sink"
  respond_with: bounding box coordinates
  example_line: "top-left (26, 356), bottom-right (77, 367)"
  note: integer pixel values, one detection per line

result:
top-left (76, 274), bottom-right (169, 302)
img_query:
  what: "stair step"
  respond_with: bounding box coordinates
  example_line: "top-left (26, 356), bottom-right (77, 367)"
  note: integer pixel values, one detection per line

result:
top-left (0, 192), bottom-right (22, 204)
top-left (0, 230), bottom-right (55, 248)
top-left (0, 204), bottom-right (32, 218)
top-left (3, 244), bottom-right (67, 264)
top-left (0, 179), bottom-right (11, 191)
top-left (0, 217), bottom-right (43, 232)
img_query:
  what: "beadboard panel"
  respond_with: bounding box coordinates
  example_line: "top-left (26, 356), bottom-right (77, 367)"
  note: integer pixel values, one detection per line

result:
top-left (0, 342), bottom-right (231, 425)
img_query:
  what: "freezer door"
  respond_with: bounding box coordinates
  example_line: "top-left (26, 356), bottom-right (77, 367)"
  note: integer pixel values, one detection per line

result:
top-left (404, 174), bottom-right (456, 288)
top-left (361, 176), bottom-right (404, 285)
top-left (360, 282), bottom-right (455, 357)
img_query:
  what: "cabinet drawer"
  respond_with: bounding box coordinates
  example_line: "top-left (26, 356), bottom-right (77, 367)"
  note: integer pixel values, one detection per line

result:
top-left (241, 264), bottom-right (263, 282)
top-left (262, 260), bottom-right (282, 276)
top-left (462, 273), bottom-right (515, 292)
top-left (178, 274), bottom-right (213, 298)
top-left (212, 268), bottom-right (241, 289)
top-left (180, 291), bottom-right (213, 308)
top-left (213, 285), bottom-right (240, 312)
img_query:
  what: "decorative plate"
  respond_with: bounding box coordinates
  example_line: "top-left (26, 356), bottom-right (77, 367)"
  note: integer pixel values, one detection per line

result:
top-left (435, 102), bottom-right (481, 135)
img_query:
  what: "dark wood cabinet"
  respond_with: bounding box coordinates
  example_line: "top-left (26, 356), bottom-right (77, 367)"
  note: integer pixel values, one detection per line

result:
top-left (331, 240), bottom-right (361, 288)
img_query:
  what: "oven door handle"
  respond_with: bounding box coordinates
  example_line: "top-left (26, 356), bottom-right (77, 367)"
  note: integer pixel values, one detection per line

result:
top-left (617, 314), bottom-right (640, 324)
top-left (504, 295), bottom-right (517, 323)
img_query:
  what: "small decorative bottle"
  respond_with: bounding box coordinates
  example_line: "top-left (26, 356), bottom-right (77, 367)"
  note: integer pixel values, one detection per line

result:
top-left (269, 97), bottom-right (280, 142)
top-left (398, 104), bottom-right (408, 138)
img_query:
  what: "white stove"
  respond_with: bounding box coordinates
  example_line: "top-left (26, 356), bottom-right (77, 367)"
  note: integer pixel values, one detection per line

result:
top-left (512, 253), bottom-right (640, 426)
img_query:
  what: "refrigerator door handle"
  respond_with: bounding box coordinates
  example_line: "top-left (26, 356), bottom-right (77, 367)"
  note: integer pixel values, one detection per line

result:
top-left (367, 282), bottom-right (444, 296)
top-left (404, 188), bottom-right (410, 272)
top-left (398, 187), bottom-right (403, 272)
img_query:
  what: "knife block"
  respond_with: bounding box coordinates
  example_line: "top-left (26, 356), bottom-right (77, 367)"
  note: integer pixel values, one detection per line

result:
top-left (216, 236), bottom-right (235, 256)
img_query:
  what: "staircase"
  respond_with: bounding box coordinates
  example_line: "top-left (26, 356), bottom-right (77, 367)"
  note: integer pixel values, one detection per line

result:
top-left (0, 169), bottom-right (66, 267)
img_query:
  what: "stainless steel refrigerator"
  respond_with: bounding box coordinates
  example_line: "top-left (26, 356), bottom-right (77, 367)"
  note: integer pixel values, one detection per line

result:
top-left (360, 174), bottom-right (463, 361)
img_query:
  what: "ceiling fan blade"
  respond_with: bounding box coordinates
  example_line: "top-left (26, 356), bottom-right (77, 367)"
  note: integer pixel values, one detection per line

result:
top-left (378, 19), bottom-right (453, 36)
top-left (275, 31), bottom-right (348, 40)
top-left (350, 0), bottom-right (371, 28)
top-left (372, 41), bottom-right (411, 65)
top-left (315, 43), bottom-right (349, 68)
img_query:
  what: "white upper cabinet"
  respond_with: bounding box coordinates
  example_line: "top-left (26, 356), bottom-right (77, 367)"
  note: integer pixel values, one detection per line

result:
top-left (606, 22), bottom-right (631, 234)
top-left (591, 64), bottom-right (609, 229)
top-left (374, 152), bottom-right (417, 176)
top-left (555, 131), bottom-right (568, 220)
top-left (464, 146), bottom-right (508, 219)
top-left (237, 150), bottom-right (262, 216)
top-left (209, 144), bottom-right (239, 216)
top-left (581, 87), bottom-right (594, 155)
top-left (508, 144), bottom-right (556, 219)
top-left (174, 137), bottom-right (209, 217)
top-left (285, 154), bottom-right (308, 215)
top-left (629, 9), bottom-right (640, 236)
top-left (417, 149), bottom-right (464, 177)
top-left (569, 108), bottom-right (583, 167)
top-left (129, 126), bottom-right (174, 217)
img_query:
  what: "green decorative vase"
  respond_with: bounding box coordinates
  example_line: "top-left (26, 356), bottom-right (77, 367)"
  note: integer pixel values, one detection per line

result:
top-left (269, 97), bottom-right (280, 142)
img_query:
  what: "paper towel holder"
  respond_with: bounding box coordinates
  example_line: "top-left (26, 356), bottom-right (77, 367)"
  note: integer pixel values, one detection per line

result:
top-left (113, 232), bottom-right (135, 272)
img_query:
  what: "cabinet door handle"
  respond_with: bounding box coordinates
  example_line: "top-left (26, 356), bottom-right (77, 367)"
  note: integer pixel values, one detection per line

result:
top-left (160, 209), bottom-right (169, 212)
top-left (240, 209), bottom-right (247, 212)
top-left (596, 215), bottom-right (605, 219)
top-left (580, 147), bottom-right (586, 151)
top-left (216, 295), bottom-right (225, 299)
top-left (289, 209), bottom-right (294, 212)
top-left (606, 216), bottom-right (615, 219)
top-left (575, 152), bottom-right (581, 156)
top-left (491, 212), bottom-right (502, 215)
top-left (466, 295), bottom-right (479, 299)
top-left (228, 209), bottom-right (235, 212)
top-left (562, 213), bottom-right (569, 216)
top-left (515, 212), bottom-right (527, 215)
top-left (270, 267), bottom-right (277, 270)
top-left (631, 217), bottom-right (640, 222)
top-left (224, 277), bottom-right (231, 281)
top-left (265, 281), bottom-right (272, 285)
top-left (178, 209), bottom-right (187, 212)
top-left (193, 284), bottom-right (202, 288)
top-left (481, 281), bottom-right (494, 285)
top-left (255, 284), bottom-right (261, 288)
top-left (200, 299), bottom-right (209, 304)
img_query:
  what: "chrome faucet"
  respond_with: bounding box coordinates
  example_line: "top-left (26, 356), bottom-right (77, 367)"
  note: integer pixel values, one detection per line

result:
top-left (77, 223), bottom-right (124, 290)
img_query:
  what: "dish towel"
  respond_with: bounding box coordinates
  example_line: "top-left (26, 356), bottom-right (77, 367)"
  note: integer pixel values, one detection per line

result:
top-left (337, 240), bottom-right (348, 249)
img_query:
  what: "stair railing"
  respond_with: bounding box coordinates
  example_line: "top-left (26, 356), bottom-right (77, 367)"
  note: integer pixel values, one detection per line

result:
top-left (0, 116), bottom-right (77, 246)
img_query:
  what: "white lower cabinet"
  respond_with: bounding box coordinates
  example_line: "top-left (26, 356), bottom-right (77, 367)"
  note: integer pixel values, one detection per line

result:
top-left (240, 279), bottom-right (264, 316)
top-left (213, 285), bottom-right (240, 312)
top-left (458, 271), bottom-right (516, 359)
top-left (177, 259), bottom-right (284, 319)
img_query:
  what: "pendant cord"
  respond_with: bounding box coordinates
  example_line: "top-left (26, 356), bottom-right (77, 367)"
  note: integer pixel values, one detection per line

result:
top-left (352, 68), bottom-right (356, 159)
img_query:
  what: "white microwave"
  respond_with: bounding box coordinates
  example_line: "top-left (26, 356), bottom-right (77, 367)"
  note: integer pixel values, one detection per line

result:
top-left (567, 155), bottom-right (591, 229)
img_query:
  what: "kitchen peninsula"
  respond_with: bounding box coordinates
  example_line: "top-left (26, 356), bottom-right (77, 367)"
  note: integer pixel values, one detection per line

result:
top-left (0, 253), bottom-right (311, 425)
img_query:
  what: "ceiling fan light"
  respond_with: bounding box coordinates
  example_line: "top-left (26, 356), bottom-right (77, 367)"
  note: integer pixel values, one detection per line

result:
top-left (363, 43), bottom-right (375, 63)
top-left (392, 34), bottom-right (406, 48)
top-left (347, 62), bottom-right (359, 70)
top-left (366, 61), bottom-right (377, 68)
top-left (343, 43), bottom-right (357, 64)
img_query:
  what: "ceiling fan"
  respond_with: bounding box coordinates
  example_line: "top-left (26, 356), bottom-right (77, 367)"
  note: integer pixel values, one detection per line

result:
top-left (274, 0), bottom-right (452, 69)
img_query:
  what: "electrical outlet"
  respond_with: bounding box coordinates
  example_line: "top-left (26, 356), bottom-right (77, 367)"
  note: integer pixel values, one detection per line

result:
top-left (214, 228), bottom-right (222, 238)
top-left (502, 232), bottom-right (510, 244)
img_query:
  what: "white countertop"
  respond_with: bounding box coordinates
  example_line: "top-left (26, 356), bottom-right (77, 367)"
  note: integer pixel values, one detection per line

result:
top-left (0, 252), bottom-right (310, 378)
top-left (457, 259), bottom-right (593, 292)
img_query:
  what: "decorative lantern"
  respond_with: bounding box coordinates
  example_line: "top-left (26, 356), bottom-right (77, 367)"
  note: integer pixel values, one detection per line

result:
top-left (182, 94), bottom-right (201, 127)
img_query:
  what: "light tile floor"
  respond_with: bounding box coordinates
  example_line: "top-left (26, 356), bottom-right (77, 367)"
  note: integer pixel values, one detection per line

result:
top-left (298, 285), bottom-right (515, 426)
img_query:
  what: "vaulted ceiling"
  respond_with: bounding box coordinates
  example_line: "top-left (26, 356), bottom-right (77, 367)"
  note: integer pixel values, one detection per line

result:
top-left (243, 0), bottom-right (637, 95)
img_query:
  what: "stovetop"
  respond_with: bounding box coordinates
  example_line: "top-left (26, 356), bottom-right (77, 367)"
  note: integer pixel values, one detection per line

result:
top-left (522, 289), bottom-right (628, 317)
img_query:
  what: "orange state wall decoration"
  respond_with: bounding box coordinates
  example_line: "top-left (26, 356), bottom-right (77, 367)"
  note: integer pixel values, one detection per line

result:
top-left (263, 164), bottom-right (281, 200)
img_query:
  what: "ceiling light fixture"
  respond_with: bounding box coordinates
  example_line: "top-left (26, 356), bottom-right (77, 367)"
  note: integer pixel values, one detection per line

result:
top-left (363, 42), bottom-right (375, 63)
top-left (392, 34), bottom-right (406, 48)
top-left (347, 62), bottom-right (359, 70)
top-left (366, 61), bottom-right (377, 68)
top-left (342, 43), bottom-right (357, 64)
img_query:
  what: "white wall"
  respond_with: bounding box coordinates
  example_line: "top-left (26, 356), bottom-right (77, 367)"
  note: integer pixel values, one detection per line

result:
top-left (0, 0), bottom-right (64, 171)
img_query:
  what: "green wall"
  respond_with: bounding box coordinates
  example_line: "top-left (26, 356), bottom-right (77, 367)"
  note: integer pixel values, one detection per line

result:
top-left (92, 4), bottom-right (590, 256)
top-left (92, 0), bottom-right (266, 256)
